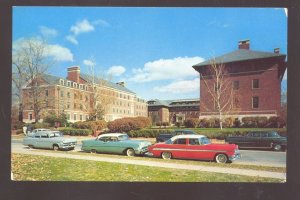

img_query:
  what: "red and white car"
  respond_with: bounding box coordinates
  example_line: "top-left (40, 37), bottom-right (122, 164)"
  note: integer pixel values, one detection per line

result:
top-left (148, 135), bottom-right (241, 163)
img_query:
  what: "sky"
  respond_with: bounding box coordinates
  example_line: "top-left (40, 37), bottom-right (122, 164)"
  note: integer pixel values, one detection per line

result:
top-left (13, 7), bottom-right (287, 100)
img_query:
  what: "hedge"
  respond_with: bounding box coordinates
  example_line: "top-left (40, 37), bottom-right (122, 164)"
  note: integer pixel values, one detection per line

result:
top-left (107, 117), bottom-right (152, 133)
top-left (57, 128), bottom-right (92, 136)
top-left (127, 128), bottom-right (287, 140)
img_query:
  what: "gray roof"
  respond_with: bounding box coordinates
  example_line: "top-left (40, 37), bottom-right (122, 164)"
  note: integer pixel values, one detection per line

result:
top-left (41, 74), bottom-right (61, 85)
top-left (148, 98), bottom-right (200, 107)
top-left (193, 49), bottom-right (286, 69)
top-left (80, 73), bottom-right (135, 94)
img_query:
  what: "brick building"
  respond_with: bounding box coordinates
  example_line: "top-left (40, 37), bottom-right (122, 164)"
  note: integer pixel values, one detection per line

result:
top-left (147, 99), bottom-right (200, 124)
top-left (192, 40), bottom-right (286, 119)
top-left (22, 66), bottom-right (148, 123)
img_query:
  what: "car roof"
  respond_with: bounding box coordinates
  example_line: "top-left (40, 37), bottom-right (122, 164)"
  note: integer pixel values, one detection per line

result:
top-left (98, 133), bottom-right (127, 138)
top-left (170, 134), bottom-right (206, 141)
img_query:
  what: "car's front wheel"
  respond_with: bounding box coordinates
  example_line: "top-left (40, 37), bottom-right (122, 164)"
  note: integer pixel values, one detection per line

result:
top-left (161, 152), bottom-right (172, 160)
top-left (126, 148), bottom-right (135, 157)
top-left (215, 153), bottom-right (228, 163)
top-left (28, 145), bottom-right (33, 149)
top-left (53, 145), bottom-right (59, 151)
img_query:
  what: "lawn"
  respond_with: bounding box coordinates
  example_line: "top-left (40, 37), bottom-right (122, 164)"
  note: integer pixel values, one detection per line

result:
top-left (12, 153), bottom-right (283, 182)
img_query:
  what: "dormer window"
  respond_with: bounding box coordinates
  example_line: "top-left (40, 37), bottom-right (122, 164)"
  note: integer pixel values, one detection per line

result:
top-left (67, 81), bottom-right (71, 87)
top-left (73, 82), bottom-right (77, 88)
top-left (60, 79), bottom-right (64, 86)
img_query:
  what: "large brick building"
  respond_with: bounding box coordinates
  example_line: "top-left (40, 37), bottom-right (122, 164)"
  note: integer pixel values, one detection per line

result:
top-left (192, 40), bottom-right (286, 119)
top-left (147, 99), bottom-right (200, 124)
top-left (22, 66), bottom-right (148, 123)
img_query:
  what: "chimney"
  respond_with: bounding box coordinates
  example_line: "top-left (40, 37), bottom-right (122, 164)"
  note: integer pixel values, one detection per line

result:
top-left (116, 82), bottom-right (125, 87)
top-left (67, 66), bottom-right (80, 83)
top-left (238, 39), bottom-right (250, 50)
top-left (274, 48), bottom-right (280, 54)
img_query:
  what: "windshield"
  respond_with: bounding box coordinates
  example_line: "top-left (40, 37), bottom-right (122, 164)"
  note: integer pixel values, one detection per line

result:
top-left (49, 132), bottom-right (62, 138)
top-left (165, 139), bottom-right (172, 144)
top-left (269, 132), bottom-right (280, 137)
top-left (118, 134), bottom-right (129, 141)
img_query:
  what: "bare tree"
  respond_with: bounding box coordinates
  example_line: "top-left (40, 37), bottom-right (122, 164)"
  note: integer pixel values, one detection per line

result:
top-left (86, 61), bottom-right (117, 121)
top-left (12, 38), bottom-right (53, 123)
top-left (200, 59), bottom-right (240, 129)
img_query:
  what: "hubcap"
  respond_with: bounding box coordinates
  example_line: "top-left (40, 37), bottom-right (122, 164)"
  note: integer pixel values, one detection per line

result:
top-left (162, 152), bottom-right (171, 159)
top-left (274, 144), bottom-right (281, 151)
top-left (216, 154), bottom-right (227, 163)
top-left (127, 149), bottom-right (135, 156)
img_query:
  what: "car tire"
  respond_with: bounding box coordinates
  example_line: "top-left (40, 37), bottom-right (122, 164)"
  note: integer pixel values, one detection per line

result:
top-left (273, 144), bottom-right (282, 151)
top-left (126, 148), bottom-right (135, 157)
top-left (53, 145), bottom-right (59, 151)
top-left (161, 152), bottom-right (172, 160)
top-left (28, 145), bottom-right (33, 149)
top-left (90, 149), bottom-right (96, 154)
top-left (215, 153), bottom-right (228, 163)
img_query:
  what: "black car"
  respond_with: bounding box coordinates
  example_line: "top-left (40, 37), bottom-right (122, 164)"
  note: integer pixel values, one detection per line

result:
top-left (156, 130), bottom-right (196, 143)
top-left (225, 131), bottom-right (287, 151)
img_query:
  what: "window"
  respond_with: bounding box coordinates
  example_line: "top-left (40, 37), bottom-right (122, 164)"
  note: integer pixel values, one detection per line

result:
top-left (67, 103), bottom-right (70, 109)
top-left (67, 92), bottom-right (70, 98)
top-left (200, 137), bottom-right (211, 145)
top-left (173, 138), bottom-right (186, 144)
top-left (60, 91), bottom-right (64, 97)
top-left (252, 79), bottom-right (259, 89)
top-left (45, 90), bottom-right (48, 97)
top-left (67, 114), bottom-right (70, 120)
top-left (41, 134), bottom-right (48, 138)
top-left (252, 96), bottom-right (259, 108)
top-left (189, 138), bottom-right (200, 145)
top-left (80, 115), bottom-right (82, 121)
top-left (67, 81), bottom-right (71, 87)
top-left (74, 114), bottom-right (77, 120)
top-left (233, 80), bottom-right (239, 90)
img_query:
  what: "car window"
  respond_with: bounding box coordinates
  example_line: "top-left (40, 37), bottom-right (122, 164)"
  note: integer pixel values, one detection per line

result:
top-left (34, 134), bottom-right (40, 138)
top-left (268, 132), bottom-right (280, 137)
top-left (261, 133), bottom-right (268, 137)
top-left (189, 138), bottom-right (200, 145)
top-left (200, 137), bottom-right (211, 145)
top-left (109, 137), bottom-right (118, 142)
top-left (175, 131), bottom-right (183, 135)
top-left (99, 136), bottom-right (109, 142)
top-left (173, 138), bottom-right (186, 144)
top-left (118, 135), bottom-right (129, 141)
top-left (253, 133), bottom-right (261, 137)
top-left (41, 133), bottom-right (48, 138)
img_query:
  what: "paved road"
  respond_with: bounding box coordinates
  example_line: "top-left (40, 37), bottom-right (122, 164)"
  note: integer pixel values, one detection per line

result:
top-left (11, 139), bottom-right (286, 167)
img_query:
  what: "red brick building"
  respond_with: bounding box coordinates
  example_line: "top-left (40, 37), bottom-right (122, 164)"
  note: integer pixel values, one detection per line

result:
top-left (192, 40), bottom-right (286, 119)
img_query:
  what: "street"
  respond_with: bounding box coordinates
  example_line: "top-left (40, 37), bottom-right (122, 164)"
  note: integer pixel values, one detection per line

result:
top-left (11, 139), bottom-right (286, 167)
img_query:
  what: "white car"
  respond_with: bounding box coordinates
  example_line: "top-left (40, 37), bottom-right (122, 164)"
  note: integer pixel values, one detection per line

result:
top-left (27, 128), bottom-right (51, 136)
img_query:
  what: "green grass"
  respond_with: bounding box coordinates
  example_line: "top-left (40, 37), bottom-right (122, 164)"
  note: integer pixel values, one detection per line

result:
top-left (16, 149), bottom-right (286, 173)
top-left (12, 153), bottom-right (283, 182)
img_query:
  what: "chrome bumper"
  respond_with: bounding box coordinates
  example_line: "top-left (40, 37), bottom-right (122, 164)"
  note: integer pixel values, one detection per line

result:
top-left (229, 153), bottom-right (241, 161)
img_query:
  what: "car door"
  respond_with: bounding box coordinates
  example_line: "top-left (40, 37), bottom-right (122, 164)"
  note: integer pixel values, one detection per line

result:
top-left (94, 136), bottom-right (109, 153)
top-left (104, 136), bottom-right (122, 154)
top-left (168, 138), bottom-right (188, 158)
top-left (39, 133), bottom-right (50, 148)
top-left (258, 132), bottom-right (271, 148)
top-left (187, 138), bottom-right (213, 160)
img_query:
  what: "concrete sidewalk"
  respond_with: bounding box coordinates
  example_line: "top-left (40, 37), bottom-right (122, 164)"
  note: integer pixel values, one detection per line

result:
top-left (12, 149), bottom-right (286, 180)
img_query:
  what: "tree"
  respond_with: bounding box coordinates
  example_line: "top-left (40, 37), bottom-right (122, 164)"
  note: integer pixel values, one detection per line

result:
top-left (200, 58), bottom-right (240, 129)
top-left (12, 38), bottom-right (53, 123)
top-left (86, 60), bottom-right (117, 121)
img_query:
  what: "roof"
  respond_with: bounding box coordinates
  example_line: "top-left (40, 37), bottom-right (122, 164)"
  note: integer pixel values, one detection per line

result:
top-left (148, 98), bottom-right (200, 107)
top-left (98, 133), bottom-right (127, 138)
top-left (171, 134), bottom-right (206, 141)
top-left (80, 73), bottom-right (135, 94)
top-left (192, 49), bottom-right (286, 69)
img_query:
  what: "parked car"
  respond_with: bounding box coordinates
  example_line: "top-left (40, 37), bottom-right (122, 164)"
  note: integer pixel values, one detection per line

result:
top-left (156, 130), bottom-right (197, 143)
top-left (148, 135), bottom-right (241, 163)
top-left (23, 130), bottom-right (77, 150)
top-left (225, 131), bottom-right (287, 151)
top-left (81, 133), bottom-right (152, 156)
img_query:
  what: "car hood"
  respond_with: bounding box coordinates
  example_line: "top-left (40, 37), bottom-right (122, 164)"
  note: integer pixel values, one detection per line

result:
top-left (121, 140), bottom-right (152, 146)
top-left (61, 137), bottom-right (77, 143)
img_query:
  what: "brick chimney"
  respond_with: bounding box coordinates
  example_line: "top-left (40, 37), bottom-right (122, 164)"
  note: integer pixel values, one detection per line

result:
top-left (274, 48), bottom-right (280, 54)
top-left (67, 66), bottom-right (80, 83)
top-left (238, 39), bottom-right (250, 50)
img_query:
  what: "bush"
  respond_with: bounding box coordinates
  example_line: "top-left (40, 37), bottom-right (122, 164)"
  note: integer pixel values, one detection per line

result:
top-left (31, 122), bottom-right (51, 129)
top-left (184, 118), bottom-right (199, 128)
top-left (223, 117), bottom-right (235, 128)
top-left (242, 117), bottom-right (275, 128)
top-left (128, 129), bottom-right (174, 138)
top-left (233, 118), bottom-right (241, 128)
top-left (175, 122), bottom-right (183, 128)
top-left (268, 117), bottom-right (286, 128)
top-left (107, 117), bottom-right (151, 133)
top-left (58, 128), bottom-right (92, 136)
top-left (12, 121), bottom-right (25, 130)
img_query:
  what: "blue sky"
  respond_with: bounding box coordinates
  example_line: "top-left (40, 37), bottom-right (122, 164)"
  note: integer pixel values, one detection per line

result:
top-left (13, 7), bottom-right (287, 100)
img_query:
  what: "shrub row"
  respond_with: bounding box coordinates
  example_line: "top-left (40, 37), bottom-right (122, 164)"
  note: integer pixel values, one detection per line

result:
top-left (155, 122), bottom-right (170, 127)
top-left (72, 120), bottom-right (107, 132)
top-left (127, 129), bottom-right (287, 139)
top-left (107, 117), bottom-right (152, 133)
top-left (186, 116), bottom-right (285, 128)
top-left (57, 128), bottom-right (92, 136)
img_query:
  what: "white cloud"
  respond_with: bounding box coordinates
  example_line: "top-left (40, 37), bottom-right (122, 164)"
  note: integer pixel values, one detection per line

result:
top-left (70, 19), bottom-right (95, 35)
top-left (93, 19), bottom-right (110, 27)
top-left (66, 35), bottom-right (78, 45)
top-left (129, 56), bottom-right (204, 82)
top-left (107, 65), bottom-right (126, 77)
top-left (83, 59), bottom-right (96, 66)
top-left (13, 38), bottom-right (73, 62)
top-left (45, 44), bottom-right (74, 61)
top-left (39, 26), bottom-right (58, 37)
top-left (153, 78), bottom-right (200, 94)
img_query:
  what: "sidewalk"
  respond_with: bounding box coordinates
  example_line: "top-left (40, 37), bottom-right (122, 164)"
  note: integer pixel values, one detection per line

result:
top-left (12, 149), bottom-right (286, 180)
